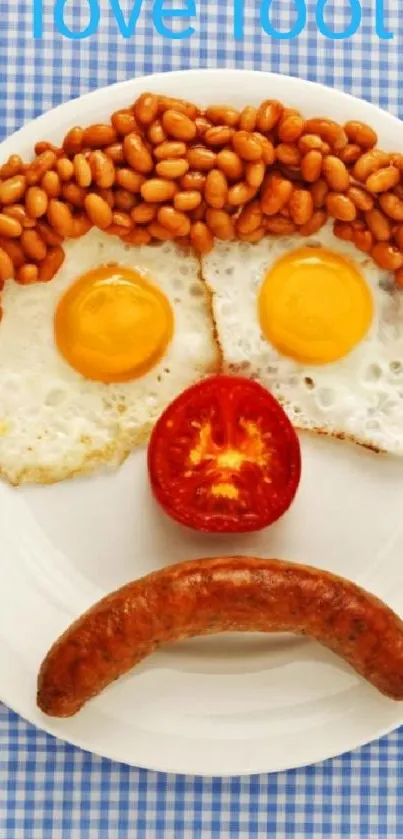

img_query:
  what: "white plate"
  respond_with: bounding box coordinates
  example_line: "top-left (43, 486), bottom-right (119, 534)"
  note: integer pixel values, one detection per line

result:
top-left (2, 69), bottom-right (403, 777)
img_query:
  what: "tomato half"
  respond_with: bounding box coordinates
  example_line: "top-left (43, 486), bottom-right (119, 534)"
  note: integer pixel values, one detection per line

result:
top-left (148, 375), bottom-right (301, 534)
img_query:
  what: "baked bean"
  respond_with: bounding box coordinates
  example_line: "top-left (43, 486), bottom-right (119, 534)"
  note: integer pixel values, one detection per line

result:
top-left (195, 116), bottom-right (213, 138)
top-left (393, 183), bottom-right (403, 200)
top-left (4, 205), bottom-right (35, 229)
top-left (141, 178), bottom-right (177, 203)
top-left (114, 189), bottom-right (137, 212)
top-left (89, 151), bottom-right (115, 188)
top-left (158, 96), bottom-right (197, 120)
top-left (73, 153), bottom-right (92, 188)
top-left (154, 140), bottom-right (187, 160)
top-left (112, 109), bottom-right (138, 136)
top-left (72, 214), bottom-right (93, 239)
top-left (205, 106), bottom-right (240, 127)
top-left (379, 193), bottom-right (403, 221)
top-left (63, 126), bottom-right (84, 155)
top-left (25, 186), bottom-right (48, 219)
top-left (344, 120), bottom-right (377, 149)
top-left (41, 170), bottom-right (61, 198)
top-left (162, 110), bottom-right (197, 142)
top-left (265, 216), bottom-right (296, 235)
top-left (236, 200), bottom-right (263, 235)
top-left (83, 124), bottom-right (117, 147)
top-left (174, 191), bottom-right (202, 212)
top-left (104, 143), bottom-right (125, 164)
top-left (278, 115), bottom-right (305, 142)
top-left (256, 100), bottom-right (283, 132)
top-left (17, 263), bottom-right (39, 284)
top-left (232, 131), bottom-right (262, 162)
top-left (190, 221), bottom-right (214, 253)
top-left (61, 182), bottom-right (87, 208)
top-left (326, 193), bottom-right (356, 222)
top-left (36, 221), bottom-right (63, 247)
top-left (0, 175), bottom-right (26, 205)
top-left (353, 229), bottom-right (373, 253)
top-left (180, 171), bottom-right (206, 191)
top-left (322, 156), bottom-right (349, 192)
top-left (111, 211), bottom-right (132, 231)
top-left (298, 134), bottom-right (323, 154)
top-left (131, 202), bottom-right (158, 224)
top-left (289, 189), bottom-right (313, 225)
top-left (147, 221), bottom-right (176, 241)
top-left (261, 174), bottom-right (293, 215)
top-left (205, 169), bottom-right (228, 209)
top-left (395, 265), bottom-right (403, 286)
top-left (238, 226), bottom-right (266, 243)
top-left (372, 242), bottom-right (403, 270)
top-left (123, 133), bottom-right (153, 173)
top-left (239, 106), bottom-right (257, 133)
top-left (204, 126), bottom-right (235, 147)
top-left (158, 206), bottom-right (191, 236)
top-left (301, 150), bottom-right (322, 183)
top-left (116, 168), bottom-right (145, 193)
top-left (299, 209), bottom-right (328, 236)
top-left (147, 119), bottom-right (167, 145)
top-left (339, 144), bottom-right (361, 165)
top-left (205, 209), bottom-right (235, 240)
top-left (353, 149), bottom-right (390, 182)
top-left (187, 147), bottom-right (216, 171)
top-left (133, 93), bottom-right (159, 125)
top-left (190, 199), bottom-right (207, 222)
top-left (227, 182), bottom-right (256, 206)
top-left (245, 160), bottom-right (265, 188)
top-left (38, 246), bottom-right (65, 282)
top-left (310, 178), bottom-right (328, 209)
top-left (34, 142), bottom-right (62, 157)
top-left (276, 143), bottom-right (301, 166)
top-left (391, 153), bottom-right (403, 172)
top-left (21, 229), bottom-right (47, 261)
top-left (47, 199), bottom-right (74, 236)
top-left (97, 188), bottom-right (115, 209)
top-left (255, 134), bottom-right (275, 165)
top-left (0, 236), bottom-right (25, 268)
top-left (365, 208), bottom-right (391, 241)
top-left (0, 213), bottom-right (22, 238)
top-left (84, 193), bottom-right (113, 230)
top-left (56, 157), bottom-right (74, 182)
top-left (304, 118), bottom-right (348, 150)
top-left (0, 245), bottom-right (14, 280)
top-left (216, 149), bottom-right (244, 181)
top-left (346, 185), bottom-right (374, 212)
top-left (155, 158), bottom-right (189, 179)
top-left (366, 165), bottom-right (400, 193)
top-left (333, 221), bottom-right (354, 242)
top-left (122, 228), bottom-right (152, 245)
top-left (105, 224), bottom-right (129, 238)
top-left (0, 154), bottom-right (23, 179)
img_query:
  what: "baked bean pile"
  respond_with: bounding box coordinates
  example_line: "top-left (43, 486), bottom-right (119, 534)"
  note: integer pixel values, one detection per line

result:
top-left (1, 91), bottom-right (403, 293)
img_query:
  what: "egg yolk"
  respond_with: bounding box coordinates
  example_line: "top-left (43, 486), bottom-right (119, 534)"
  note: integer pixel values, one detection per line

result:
top-left (258, 247), bottom-right (373, 365)
top-left (54, 265), bottom-right (174, 382)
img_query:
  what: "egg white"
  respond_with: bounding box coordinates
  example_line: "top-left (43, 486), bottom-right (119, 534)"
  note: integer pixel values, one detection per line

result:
top-left (0, 229), bottom-right (220, 485)
top-left (202, 224), bottom-right (403, 456)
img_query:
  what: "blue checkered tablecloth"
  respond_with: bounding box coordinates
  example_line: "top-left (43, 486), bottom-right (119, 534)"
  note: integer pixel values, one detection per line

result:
top-left (1, 1), bottom-right (403, 836)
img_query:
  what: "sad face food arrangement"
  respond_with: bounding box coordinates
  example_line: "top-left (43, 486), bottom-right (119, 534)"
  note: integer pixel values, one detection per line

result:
top-left (0, 89), bottom-right (402, 716)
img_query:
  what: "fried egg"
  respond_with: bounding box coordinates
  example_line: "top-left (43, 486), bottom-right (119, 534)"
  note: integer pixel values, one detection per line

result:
top-left (202, 224), bottom-right (403, 455)
top-left (0, 229), bottom-right (219, 485)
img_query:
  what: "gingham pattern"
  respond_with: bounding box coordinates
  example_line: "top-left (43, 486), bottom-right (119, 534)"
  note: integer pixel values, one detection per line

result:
top-left (1, 1), bottom-right (403, 836)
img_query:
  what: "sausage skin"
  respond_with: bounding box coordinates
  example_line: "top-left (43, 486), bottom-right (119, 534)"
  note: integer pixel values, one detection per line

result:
top-left (37, 556), bottom-right (403, 716)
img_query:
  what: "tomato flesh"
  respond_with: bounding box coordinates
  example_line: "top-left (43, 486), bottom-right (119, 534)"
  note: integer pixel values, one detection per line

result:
top-left (147, 375), bottom-right (302, 533)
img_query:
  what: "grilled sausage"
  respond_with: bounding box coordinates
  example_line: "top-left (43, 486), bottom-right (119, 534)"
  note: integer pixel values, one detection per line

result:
top-left (37, 556), bottom-right (403, 716)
